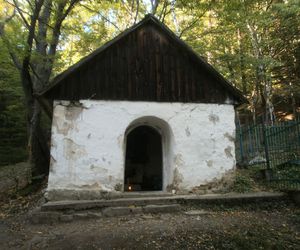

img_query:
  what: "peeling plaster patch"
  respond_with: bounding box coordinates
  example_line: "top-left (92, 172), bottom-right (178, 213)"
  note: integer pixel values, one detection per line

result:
top-left (52, 105), bottom-right (83, 136)
top-left (49, 166), bottom-right (55, 174)
top-left (114, 183), bottom-right (122, 191)
top-left (51, 140), bottom-right (57, 149)
top-left (81, 182), bottom-right (100, 189)
top-left (224, 146), bottom-right (233, 158)
top-left (49, 156), bottom-right (56, 173)
top-left (102, 157), bottom-right (106, 162)
top-left (185, 127), bottom-right (191, 137)
top-left (56, 100), bottom-right (70, 106)
top-left (190, 106), bottom-right (197, 112)
top-left (224, 132), bottom-right (235, 142)
top-left (65, 106), bottom-right (83, 121)
top-left (50, 155), bottom-right (57, 163)
top-left (173, 168), bottom-right (183, 189)
top-left (53, 116), bottom-right (72, 136)
top-left (191, 169), bottom-right (235, 194)
top-left (174, 154), bottom-right (184, 167)
top-left (208, 114), bottom-right (220, 124)
top-left (87, 133), bottom-right (91, 139)
top-left (81, 101), bottom-right (93, 109)
top-left (81, 158), bottom-right (98, 166)
top-left (63, 138), bottom-right (87, 161)
top-left (167, 111), bottom-right (179, 122)
top-left (206, 160), bottom-right (213, 167)
top-left (90, 165), bottom-right (108, 174)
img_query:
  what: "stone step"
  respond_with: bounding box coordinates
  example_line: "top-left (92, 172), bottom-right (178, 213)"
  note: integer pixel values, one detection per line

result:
top-left (30, 204), bottom-right (181, 224)
top-left (41, 196), bottom-right (179, 211)
top-left (30, 192), bottom-right (289, 224)
top-left (42, 192), bottom-right (287, 212)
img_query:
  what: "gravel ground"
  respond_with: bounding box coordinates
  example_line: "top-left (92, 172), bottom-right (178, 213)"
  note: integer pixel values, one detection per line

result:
top-left (1, 184), bottom-right (300, 250)
top-left (1, 201), bottom-right (300, 250)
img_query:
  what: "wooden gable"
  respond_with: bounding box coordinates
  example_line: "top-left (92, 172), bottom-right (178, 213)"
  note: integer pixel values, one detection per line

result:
top-left (39, 15), bottom-right (246, 106)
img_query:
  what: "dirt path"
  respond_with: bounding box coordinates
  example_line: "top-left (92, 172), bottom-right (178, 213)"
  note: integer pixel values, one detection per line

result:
top-left (1, 203), bottom-right (300, 250)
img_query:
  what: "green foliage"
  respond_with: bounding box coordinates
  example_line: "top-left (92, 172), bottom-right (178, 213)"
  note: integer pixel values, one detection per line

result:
top-left (276, 165), bottom-right (300, 180)
top-left (0, 40), bottom-right (27, 166)
top-left (270, 163), bottom-right (300, 191)
top-left (231, 170), bottom-right (257, 193)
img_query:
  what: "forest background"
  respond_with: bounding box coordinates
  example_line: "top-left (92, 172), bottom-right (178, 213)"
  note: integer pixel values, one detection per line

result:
top-left (0, 0), bottom-right (299, 176)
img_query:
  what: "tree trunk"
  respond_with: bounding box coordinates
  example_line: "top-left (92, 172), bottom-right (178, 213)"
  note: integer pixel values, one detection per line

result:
top-left (237, 28), bottom-right (247, 94)
top-left (28, 101), bottom-right (49, 176)
top-left (247, 22), bottom-right (275, 124)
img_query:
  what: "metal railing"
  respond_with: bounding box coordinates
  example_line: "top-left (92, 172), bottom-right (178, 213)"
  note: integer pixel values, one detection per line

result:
top-left (236, 118), bottom-right (300, 190)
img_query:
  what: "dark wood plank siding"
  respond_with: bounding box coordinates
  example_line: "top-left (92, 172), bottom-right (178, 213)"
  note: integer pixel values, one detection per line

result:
top-left (44, 23), bottom-right (235, 104)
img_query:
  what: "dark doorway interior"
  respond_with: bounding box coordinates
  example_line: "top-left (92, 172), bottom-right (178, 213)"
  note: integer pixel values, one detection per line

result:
top-left (124, 125), bottom-right (163, 191)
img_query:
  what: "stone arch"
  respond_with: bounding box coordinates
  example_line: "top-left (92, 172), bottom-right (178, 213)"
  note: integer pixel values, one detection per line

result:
top-left (124, 116), bottom-right (174, 191)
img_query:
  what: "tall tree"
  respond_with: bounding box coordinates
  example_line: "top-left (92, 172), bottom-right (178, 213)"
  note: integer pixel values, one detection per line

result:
top-left (271, 0), bottom-right (300, 117)
top-left (0, 0), bottom-right (80, 175)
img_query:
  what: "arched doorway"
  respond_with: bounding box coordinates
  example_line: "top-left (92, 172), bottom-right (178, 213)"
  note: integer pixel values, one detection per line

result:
top-left (124, 125), bottom-right (163, 191)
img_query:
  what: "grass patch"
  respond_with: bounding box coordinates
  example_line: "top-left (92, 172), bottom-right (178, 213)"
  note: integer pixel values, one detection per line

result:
top-left (227, 167), bottom-right (272, 193)
top-left (231, 171), bottom-right (256, 193)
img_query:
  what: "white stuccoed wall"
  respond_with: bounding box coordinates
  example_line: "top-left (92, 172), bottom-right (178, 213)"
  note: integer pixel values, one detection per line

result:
top-left (48, 100), bottom-right (236, 197)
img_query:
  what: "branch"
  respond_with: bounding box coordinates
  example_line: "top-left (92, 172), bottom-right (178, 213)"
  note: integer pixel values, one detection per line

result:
top-left (25, 0), bottom-right (34, 11)
top-left (5, 0), bottom-right (56, 31)
top-left (12, 0), bottom-right (31, 29)
top-left (265, 0), bottom-right (274, 11)
top-left (9, 54), bottom-right (21, 71)
top-left (121, 0), bottom-right (133, 18)
top-left (178, 18), bottom-right (199, 38)
top-left (133, 0), bottom-right (139, 25)
top-left (29, 62), bottom-right (44, 83)
top-left (36, 0), bottom-right (52, 56)
top-left (48, 0), bottom-right (81, 56)
top-left (178, 1), bottom-right (213, 38)
top-left (246, 21), bottom-right (261, 59)
top-left (158, 0), bottom-right (168, 21)
top-left (79, 3), bottom-right (121, 31)
top-left (25, 0), bottom-right (45, 55)
top-left (5, 0), bottom-right (45, 47)
top-left (61, 0), bottom-right (80, 23)
top-left (0, 9), bottom-right (14, 35)
top-left (21, 0), bottom-right (45, 102)
top-left (4, 0), bottom-right (32, 16)
top-left (150, 0), bottom-right (159, 15)
top-left (0, 7), bottom-right (16, 24)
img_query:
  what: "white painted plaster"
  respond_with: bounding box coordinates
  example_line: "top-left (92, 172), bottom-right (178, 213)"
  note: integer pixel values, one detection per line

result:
top-left (48, 100), bottom-right (236, 194)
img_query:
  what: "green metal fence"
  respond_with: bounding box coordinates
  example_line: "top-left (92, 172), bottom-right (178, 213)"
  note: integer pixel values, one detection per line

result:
top-left (236, 118), bottom-right (300, 190)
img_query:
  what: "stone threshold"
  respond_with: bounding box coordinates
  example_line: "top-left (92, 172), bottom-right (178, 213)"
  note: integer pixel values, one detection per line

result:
top-left (41, 192), bottom-right (287, 212)
top-left (29, 192), bottom-right (289, 224)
